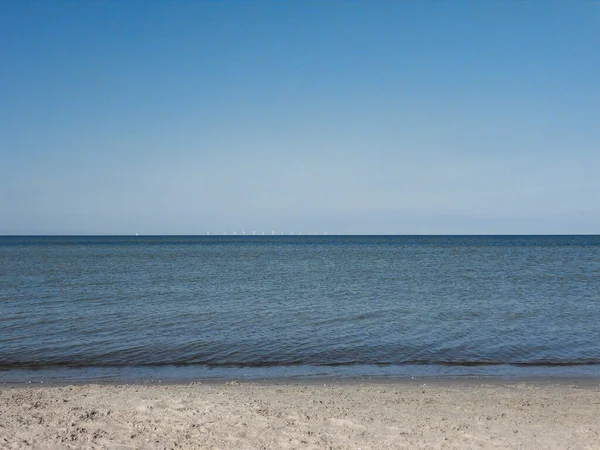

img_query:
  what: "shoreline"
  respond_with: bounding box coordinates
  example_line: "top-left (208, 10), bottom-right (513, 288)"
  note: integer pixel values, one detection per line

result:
top-left (4, 374), bottom-right (600, 388)
top-left (2, 380), bottom-right (599, 449)
top-left (4, 365), bottom-right (600, 389)
top-left (3, 361), bottom-right (600, 386)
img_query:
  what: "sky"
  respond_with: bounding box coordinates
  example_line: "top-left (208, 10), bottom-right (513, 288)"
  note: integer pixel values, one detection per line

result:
top-left (1, 1), bottom-right (599, 235)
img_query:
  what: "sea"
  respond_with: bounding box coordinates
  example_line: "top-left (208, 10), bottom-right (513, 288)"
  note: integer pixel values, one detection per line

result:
top-left (1, 235), bottom-right (599, 384)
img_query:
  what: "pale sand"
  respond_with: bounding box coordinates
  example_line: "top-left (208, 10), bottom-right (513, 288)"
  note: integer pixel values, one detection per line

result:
top-left (1, 381), bottom-right (599, 449)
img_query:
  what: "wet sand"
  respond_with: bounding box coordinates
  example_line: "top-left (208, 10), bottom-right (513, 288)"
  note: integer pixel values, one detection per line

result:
top-left (1, 380), bottom-right (599, 449)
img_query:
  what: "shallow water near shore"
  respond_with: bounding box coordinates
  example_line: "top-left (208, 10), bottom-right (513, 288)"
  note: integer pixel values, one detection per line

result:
top-left (2, 235), bottom-right (599, 383)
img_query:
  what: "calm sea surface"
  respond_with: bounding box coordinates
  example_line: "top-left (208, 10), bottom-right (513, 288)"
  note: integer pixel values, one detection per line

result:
top-left (1, 236), bottom-right (599, 383)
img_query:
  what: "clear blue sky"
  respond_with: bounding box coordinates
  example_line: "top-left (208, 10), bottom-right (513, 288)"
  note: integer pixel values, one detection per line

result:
top-left (1, 1), bottom-right (598, 234)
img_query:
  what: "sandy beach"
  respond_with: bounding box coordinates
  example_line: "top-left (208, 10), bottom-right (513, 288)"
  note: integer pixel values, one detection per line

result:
top-left (1, 380), bottom-right (599, 449)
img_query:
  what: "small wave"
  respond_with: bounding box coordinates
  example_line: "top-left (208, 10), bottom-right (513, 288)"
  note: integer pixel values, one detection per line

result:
top-left (2, 359), bottom-right (600, 371)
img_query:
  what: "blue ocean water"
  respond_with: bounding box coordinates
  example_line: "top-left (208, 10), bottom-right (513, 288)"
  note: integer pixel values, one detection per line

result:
top-left (1, 235), bottom-right (599, 383)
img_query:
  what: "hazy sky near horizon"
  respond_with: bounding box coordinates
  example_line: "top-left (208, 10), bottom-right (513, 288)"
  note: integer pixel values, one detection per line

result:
top-left (1, 1), bottom-right (599, 234)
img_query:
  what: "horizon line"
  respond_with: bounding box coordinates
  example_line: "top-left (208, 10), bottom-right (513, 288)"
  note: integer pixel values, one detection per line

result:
top-left (1, 233), bottom-right (598, 237)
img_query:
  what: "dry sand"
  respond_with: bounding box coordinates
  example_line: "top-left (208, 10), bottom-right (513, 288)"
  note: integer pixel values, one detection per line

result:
top-left (1, 380), bottom-right (599, 449)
